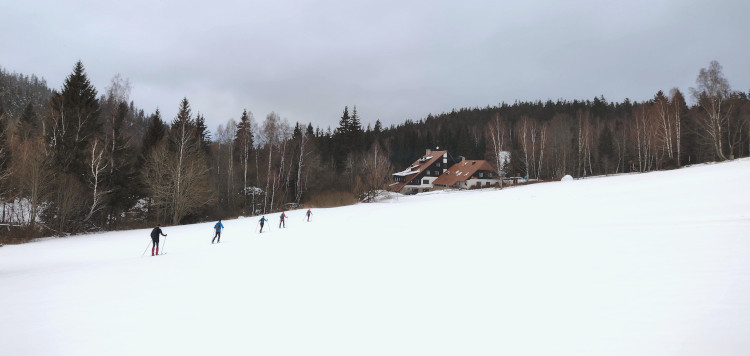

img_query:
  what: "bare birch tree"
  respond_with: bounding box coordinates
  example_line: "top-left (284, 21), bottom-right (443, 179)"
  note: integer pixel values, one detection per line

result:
top-left (85, 139), bottom-right (108, 223)
top-left (486, 114), bottom-right (507, 187)
top-left (295, 125), bottom-right (310, 204)
top-left (261, 112), bottom-right (291, 212)
top-left (536, 123), bottom-right (547, 179)
top-left (654, 91), bottom-right (674, 161)
top-left (353, 142), bottom-right (393, 202)
top-left (518, 115), bottom-right (531, 179)
top-left (690, 60), bottom-right (731, 161)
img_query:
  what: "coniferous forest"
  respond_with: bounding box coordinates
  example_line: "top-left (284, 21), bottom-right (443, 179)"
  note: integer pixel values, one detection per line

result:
top-left (1, 60), bottom-right (749, 241)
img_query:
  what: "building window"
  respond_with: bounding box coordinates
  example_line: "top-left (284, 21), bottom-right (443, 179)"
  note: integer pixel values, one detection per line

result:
top-left (479, 172), bottom-right (483, 178)
top-left (423, 179), bottom-right (429, 184)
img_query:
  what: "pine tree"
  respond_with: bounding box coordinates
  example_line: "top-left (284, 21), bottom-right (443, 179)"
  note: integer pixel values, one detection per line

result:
top-left (137, 109), bottom-right (166, 221)
top-left (350, 105), bottom-right (364, 151)
top-left (44, 61), bottom-right (102, 233)
top-left (195, 113), bottom-right (211, 154)
top-left (336, 106), bottom-right (351, 136)
top-left (306, 123), bottom-right (314, 137)
top-left (234, 109), bottom-right (255, 210)
top-left (171, 98), bottom-right (193, 131)
top-left (104, 101), bottom-right (139, 228)
top-left (140, 109), bottom-right (166, 161)
top-left (48, 61), bottom-right (102, 175)
top-left (350, 106), bottom-right (362, 133)
top-left (163, 98), bottom-right (213, 224)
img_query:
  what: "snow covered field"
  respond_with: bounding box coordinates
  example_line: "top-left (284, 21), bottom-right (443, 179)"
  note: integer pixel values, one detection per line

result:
top-left (2, 160), bottom-right (750, 356)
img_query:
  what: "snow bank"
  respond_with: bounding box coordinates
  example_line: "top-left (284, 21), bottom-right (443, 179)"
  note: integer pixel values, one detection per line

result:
top-left (1, 160), bottom-right (750, 356)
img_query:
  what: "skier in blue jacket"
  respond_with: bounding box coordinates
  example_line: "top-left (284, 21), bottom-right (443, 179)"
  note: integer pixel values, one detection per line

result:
top-left (212, 220), bottom-right (225, 244)
top-left (259, 216), bottom-right (268, 233)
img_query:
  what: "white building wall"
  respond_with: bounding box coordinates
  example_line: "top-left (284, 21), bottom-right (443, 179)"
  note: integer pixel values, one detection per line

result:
top-left (466, 178), bottom-right (500, 187)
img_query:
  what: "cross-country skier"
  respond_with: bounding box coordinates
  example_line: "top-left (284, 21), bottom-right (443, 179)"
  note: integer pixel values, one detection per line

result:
top-left (150, 224), bottom-right (167, 256)
top-left (212, 220), bottom-right (225, 244)
top-left (279, 211), bottom-right (288, 228)
top-left (259, 216), bottom-right (268, 233)
top-left (306, 209), bottom-right (312, 222)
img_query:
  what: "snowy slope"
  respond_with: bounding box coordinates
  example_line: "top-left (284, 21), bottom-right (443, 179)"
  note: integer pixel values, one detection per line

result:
top-left (1, 160), bottom-right (750, 356)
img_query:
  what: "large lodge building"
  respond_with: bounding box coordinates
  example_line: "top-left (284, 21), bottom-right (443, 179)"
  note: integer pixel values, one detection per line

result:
top-left (390, 149), bottom-right (501, 195)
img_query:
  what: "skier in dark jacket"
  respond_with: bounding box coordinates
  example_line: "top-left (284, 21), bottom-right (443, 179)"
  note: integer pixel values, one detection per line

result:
top-left (212, 220), bottom-right (225, 244)
top-left (150, 224), bottom-right (167, 256)
top-left (279, 212), bottom-right (288, 228)
top-left (305, 209), bottom-right (312, 222)
top-left (259, 216), bottom-right (268, 233)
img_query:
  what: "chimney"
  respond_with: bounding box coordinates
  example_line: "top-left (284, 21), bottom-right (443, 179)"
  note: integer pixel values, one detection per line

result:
top-left (426, 148), bottom-right (432, 156)
top-left (458, 156), bottom-right (465, 162)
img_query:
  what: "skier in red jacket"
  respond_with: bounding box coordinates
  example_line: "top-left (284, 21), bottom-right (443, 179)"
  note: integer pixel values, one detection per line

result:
top-left (279, 212), bottom-right (288, 228)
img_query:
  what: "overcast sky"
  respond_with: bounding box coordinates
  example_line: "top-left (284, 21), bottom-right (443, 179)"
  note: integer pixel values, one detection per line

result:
top-left (2, 0), bottom-right (749, 133)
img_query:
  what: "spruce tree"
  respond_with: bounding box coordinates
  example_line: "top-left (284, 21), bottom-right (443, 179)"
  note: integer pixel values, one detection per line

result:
top-left (350, 105), bottom-right (364, 151)
top-left (350, 106), bottom-right (362, 133)
top-left (195, 113), bottom-right (211, 154)
top-left (136, 109), bottom-right (166, 220)
top-left (306, 123), bottom-right (314, 137)
top-left (336, 106), bottom-right (350, 136)
top-left (171, 97), bottom-right (193, 131)
top-left (163, 98), bottom-right (212, 224)
top-left (333, 106), bottom-right (352, 171)
top-left (48, 61), bottom-right (102, 175)
top-left (234, 109), bottom-right (255, 207)
top-left (105, 102), bottom-right (137, 228)
top-left (43, 61), bottom-right (102, 233)
top-left (141, 109), bottom-right (166, 161)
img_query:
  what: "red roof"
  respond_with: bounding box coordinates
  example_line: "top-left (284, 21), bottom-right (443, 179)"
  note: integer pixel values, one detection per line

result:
top-left (433, 160), bottom-right (495, 187)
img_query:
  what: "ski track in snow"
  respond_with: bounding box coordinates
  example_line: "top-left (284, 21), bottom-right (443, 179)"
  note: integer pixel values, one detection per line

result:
top-left (1, 159), bottom-right (750, 355)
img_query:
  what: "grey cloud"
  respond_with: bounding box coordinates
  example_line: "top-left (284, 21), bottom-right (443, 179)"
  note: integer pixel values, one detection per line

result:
top-left (2, 0), bottom-right (748, 134)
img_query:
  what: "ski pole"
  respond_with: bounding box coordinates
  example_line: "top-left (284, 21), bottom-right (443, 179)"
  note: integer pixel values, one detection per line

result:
top-left (141, 240), bottom-right (152, 257)
top-left (161, 235), bottom-right (168, 254)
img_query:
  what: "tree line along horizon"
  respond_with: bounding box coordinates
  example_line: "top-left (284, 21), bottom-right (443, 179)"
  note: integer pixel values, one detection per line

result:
top-left (0, 60), bottom-right (748, 240)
